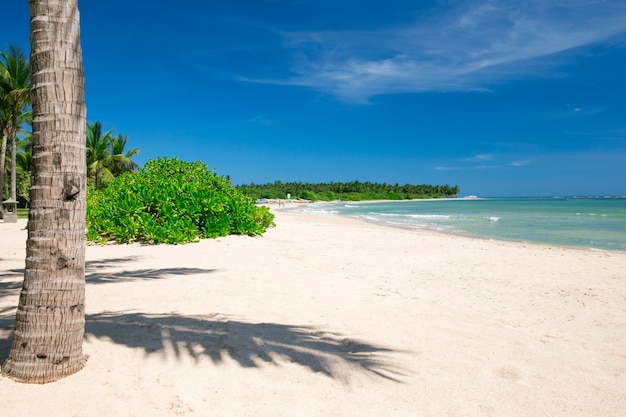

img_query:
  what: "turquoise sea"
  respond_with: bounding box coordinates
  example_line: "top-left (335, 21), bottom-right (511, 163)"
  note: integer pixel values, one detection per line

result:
top-left (295, 197), bottom-right (626, 251)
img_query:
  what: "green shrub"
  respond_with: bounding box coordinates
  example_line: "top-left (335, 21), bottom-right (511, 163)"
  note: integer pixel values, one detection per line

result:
top-left (321, 191), bottom-right (335, 201)
top-left (383, 192), bottom-right (403, 200)
top-left (298, 190), bottom-right (320, 201)
top-left (86, 157), bottom-right (274, 244)
top-left (339, 192), bottom-right (362, 201)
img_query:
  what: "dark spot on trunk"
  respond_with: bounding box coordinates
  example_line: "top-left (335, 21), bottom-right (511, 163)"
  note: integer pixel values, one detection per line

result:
top-left (57, 257), bottom-right (68, 269)
top-left (63, 174), bottom-right (81, 202)
top-left (36, 353), bottom-right (47, 359)
top-left (21, 342), bottom-right (27, 349)
top-left (55, 208), bottom-right (71, 221)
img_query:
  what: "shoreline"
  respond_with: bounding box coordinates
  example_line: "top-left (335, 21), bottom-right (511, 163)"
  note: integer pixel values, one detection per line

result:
top-left (281, 205), bottom-right (623, 254)
top-left (279, 198), bottom-right (626, 253)
top-left (1, 211), bottom-right (626, 416)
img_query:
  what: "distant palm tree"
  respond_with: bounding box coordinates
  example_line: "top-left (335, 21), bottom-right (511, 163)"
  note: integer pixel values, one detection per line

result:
top-left (0, 95), bottom-right (9, 210)
top-left (16, 133), bottom-right (32, 206)
top-left (0, 45), bottom-right (30, 211)
top-left (86, 121), bottom-right (114, 189)
top-left (109, 133), bottom-right (139, 176)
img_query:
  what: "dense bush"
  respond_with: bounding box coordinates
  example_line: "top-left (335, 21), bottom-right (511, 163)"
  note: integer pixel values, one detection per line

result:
top-left (86, 157), bottom-right (274, 244)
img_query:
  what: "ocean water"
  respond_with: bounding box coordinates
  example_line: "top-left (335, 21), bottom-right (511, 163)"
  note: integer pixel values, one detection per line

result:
top-left (294, 197), bottom-right (626, 251)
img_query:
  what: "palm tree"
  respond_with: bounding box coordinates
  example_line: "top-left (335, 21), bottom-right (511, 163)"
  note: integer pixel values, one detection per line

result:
top-left (0, 45), bottom-right (31, 207)
top-left (86, 120), bottom-right (114, 190)
top-left (2, 0), bottom-right (88, 383)
top-left (16, 133), bottom-right (32, 206)
top-left (0, 95), bottom-right (10, 216)
top-left (109, 133), bottom-right (139, 176)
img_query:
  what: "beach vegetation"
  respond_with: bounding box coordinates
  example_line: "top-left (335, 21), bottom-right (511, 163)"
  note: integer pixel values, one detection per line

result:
top-left (87, 121), bottom-right (139, 190)
top-left (339, 192), bottom-right (362, 201)
top-left (86, 157), bottom-right (275, 244)
top-left (108, 133), bottom-right (139, 176)
top-left (0, 44), bottom-right (31, 217)
top-left (16, 207), bottom-right (28, 219)
top-left (238, 180), bottom-right (460, 201)
top-left (15, 135), bottom-right (31, 205)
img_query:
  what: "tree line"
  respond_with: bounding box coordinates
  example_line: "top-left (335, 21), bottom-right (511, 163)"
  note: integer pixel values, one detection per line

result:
top-left (238, 180), bottom-right (460, 201)
top-left (1, 44), bottom-right (139, 210)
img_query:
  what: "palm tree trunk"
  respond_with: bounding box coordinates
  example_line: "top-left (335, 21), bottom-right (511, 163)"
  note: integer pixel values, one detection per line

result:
top-left (2, 0), bottom-right (87, 383)
top-left (10, 121), bottom-right (17, 201)
top-left (0, 129), bottom-right (6, 219)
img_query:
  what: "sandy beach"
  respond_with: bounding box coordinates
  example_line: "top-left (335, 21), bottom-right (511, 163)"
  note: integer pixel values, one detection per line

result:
top-left (1, 208), bottom-right (625, 416)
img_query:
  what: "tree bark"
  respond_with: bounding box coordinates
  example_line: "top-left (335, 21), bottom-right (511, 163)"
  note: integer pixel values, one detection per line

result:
top-left (0, 129), bottom-right (6, 219)
top-left (1, 0), bottom-right (87, 383)
top-left (10, 117), bottom-right (17, 201)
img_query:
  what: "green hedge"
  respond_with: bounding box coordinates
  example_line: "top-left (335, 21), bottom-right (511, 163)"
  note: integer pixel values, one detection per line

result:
top-left (86, 157), bottom-right (274, 244)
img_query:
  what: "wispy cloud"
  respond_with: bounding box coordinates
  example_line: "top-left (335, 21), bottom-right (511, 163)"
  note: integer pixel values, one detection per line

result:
top-left (249, 0), bottom-right (626, 102)
top-left (435, 165), bottom-right (460, 171)
top-left (438, 152), bottom-right (533, 171)
top-left (540, 103), bottom-right (610, 119)
top-left (464, 154), bottom-right (495, 162)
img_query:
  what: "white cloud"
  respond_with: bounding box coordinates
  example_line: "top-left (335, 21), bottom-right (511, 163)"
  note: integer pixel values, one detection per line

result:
top-left (250, 0), bottom-right (626, 102)
top-left (465, 154), bottom-right (495, 162)
top-left (441, 152), bottom-right (535, 170)
top-left (435, 165), bottom-right (460, 171)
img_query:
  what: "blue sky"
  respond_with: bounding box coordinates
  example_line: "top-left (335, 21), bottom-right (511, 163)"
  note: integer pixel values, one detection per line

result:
top-left (3, 1), bottom-right (626, 197)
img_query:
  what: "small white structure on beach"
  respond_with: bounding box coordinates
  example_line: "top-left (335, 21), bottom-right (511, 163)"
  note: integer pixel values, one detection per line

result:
top-left (2, 198), bottom-right (18, 223)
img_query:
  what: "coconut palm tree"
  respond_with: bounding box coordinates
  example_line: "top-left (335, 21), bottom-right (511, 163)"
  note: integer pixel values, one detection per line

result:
top-left (0, 95), bottom-right (10, 217)
top-left (16, 133), bottom-right (32, 206)
top-left (0, 45), bottom-right (31, 207)
top-left (2, 0), bottom-right (88, 383)
top-left (109, 133), bottom-right (139, 176)
top-left (86, 120), bottom-right (114, 190)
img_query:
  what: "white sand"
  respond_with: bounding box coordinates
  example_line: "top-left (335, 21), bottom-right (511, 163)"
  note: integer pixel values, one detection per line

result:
top-left (1, 209), bottom-right (625, 416)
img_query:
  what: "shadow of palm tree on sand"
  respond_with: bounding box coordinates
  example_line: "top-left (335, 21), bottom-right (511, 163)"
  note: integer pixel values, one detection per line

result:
top-left (85, 257), bottom-right (218, 284)
top-left (1, 256), bottom-right (405, 382)
top-left (0, 257), bottom-right (214, 286)
top-left (85, 312), bottom-right (404, 382)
